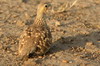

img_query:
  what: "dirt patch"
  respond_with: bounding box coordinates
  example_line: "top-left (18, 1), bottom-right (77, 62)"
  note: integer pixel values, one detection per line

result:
top-left (0, 0), bottom-right (100, 66)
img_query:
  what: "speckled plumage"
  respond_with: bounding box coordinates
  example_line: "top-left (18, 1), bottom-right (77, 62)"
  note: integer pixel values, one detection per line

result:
top-left (18, 3), bottom-right (52, 60)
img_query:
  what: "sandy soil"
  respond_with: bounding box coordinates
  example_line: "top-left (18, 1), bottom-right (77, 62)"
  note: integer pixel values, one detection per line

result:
top-left (0, 0), bottom-right (100, 66)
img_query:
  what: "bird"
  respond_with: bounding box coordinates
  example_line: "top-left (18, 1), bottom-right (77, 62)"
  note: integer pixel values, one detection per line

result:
top-left (18, 3), bottom-right (52, 60)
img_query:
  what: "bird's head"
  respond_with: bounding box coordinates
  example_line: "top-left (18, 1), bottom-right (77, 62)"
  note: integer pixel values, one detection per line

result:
top-left (37, 3), bottom-right (51, 16)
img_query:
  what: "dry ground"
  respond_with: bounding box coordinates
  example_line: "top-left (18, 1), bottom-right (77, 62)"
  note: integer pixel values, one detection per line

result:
top-left (0, 0), bottom-right (100, 66)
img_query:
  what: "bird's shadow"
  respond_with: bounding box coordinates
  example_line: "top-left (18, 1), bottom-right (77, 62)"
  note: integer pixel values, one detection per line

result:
top-left (48, 31), bottom-right (100, 54)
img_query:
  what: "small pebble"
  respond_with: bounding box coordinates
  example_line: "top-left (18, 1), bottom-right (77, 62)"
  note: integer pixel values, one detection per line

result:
top-left (13, 52), bottom-right (18, 55)
top-left (16, 20), bottom-right (25, 27)
top-left (0, 44), bottom-right (2, 49)
top-left (55, 21), bottom-right (61, 27)
top-left (49, 54), bottom-right (53, 57)
top-left (25, 13), bottom-right (30, 19)
top-left (38, 56), bottom-right (43, 59)
top-left (23, 59), bottom-right (36, 66)
top-left (0, 28), bottom-right (2, 31)
top-left (68, 60), bottom-right (73, 63)
top-left (86, 42), bottom-right (93, 45)
top-left (97, 41), bottom-right (100, 43)
top-left (62, 60), bottom-right (69, 63)
top-left (52, 56), bottom-right (56, 58)
top-left (10, 46), bottom-right (16, 51)
top-left (73, 53), bottom-right (78, 56)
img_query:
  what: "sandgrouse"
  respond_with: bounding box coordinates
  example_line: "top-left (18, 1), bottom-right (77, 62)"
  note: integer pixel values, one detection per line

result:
top-left (18, 3), bottom-right (52, 60)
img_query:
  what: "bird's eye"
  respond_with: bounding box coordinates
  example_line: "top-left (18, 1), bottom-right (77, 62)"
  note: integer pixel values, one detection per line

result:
top-left (45, 5), bottom-right (48, 7)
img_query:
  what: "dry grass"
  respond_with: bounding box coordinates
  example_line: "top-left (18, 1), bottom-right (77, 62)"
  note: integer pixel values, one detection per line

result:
top-left (52, 0), bottom-right (78, 13)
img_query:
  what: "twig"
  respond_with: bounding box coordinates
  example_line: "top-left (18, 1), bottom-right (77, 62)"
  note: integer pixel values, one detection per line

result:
top-left (68, 0), bottom-right (78, 10)
top-left (52, 0), bottom-right (78, 14)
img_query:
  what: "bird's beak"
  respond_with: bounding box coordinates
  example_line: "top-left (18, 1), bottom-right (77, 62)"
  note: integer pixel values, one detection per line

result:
top-left (46, 3), bottom-right (52, 13)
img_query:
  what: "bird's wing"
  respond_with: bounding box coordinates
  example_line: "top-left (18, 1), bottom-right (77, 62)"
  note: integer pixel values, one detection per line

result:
top-left (18, 27), bottom-right (36, 57)
top-left (31, 27), bottom-right (52, 55)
